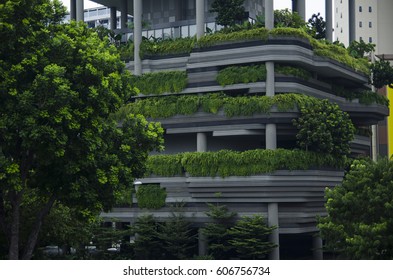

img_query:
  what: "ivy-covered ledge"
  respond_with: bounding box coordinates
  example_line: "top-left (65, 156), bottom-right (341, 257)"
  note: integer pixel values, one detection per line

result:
top-left (144, 149), bottom-right (346, 178)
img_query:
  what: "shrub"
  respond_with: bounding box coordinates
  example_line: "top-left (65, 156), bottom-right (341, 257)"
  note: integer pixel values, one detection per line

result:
top-left (136, 184), bottom-right (167, 209)
top-left (130, 71), bottom-right (188, 95)
top-left (293, 99), bottom-right (355, 157)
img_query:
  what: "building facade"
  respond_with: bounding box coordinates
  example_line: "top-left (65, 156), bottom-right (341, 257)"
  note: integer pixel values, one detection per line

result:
top-left (67, 0), bottom-right (388, 259)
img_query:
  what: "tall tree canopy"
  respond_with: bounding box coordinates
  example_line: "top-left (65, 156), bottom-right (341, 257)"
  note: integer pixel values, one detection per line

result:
top-left (318, 158), bottom-right (393, 259)
top-left (210, 0), bottom-right (246, 27)
top-left (0, 0), bottom-right (163, 259)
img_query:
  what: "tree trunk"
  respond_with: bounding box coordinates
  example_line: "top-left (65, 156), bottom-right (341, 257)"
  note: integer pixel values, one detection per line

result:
top-left (22, 195), bottom-right (56, 260)
top-left (0, 190), bottom-right (9, 243)
top-left (8, 191), bottom-right (22, 260)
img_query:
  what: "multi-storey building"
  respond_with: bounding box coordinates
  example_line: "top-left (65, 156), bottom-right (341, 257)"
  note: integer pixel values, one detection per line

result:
top-left (67, 0), bottom-right (388, 259)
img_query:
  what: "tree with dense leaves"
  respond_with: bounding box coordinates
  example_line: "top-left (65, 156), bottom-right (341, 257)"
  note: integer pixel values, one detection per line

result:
top-left (158, 208), bottom-right (197, 260)
top-left (274, 9), bottom-right (305, 28)
top-left (210, 0), bottom-right (246, 27)
top-left (228, 215), bottom-right (276, 259)
top-left (132, 215), bottom-right (163, 259)
top-left (293, 99), bottom-right (355, 157)
top-left (347, 40), bottom-right (375, 59)
top-left (202, 203), bottom-right (237, 259)
top-left (0, 0), bottom-right (163, 259)
top-left (307, 13), bottom-right (326, 39)
top-left (318, 158), bottom-right (393, 259)
top-left (370, 59), bottom-right (393, 89)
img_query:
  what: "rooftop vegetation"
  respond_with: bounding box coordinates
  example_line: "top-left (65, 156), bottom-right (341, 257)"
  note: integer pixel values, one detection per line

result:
top-left (119, 27), bottom-right (370, 74)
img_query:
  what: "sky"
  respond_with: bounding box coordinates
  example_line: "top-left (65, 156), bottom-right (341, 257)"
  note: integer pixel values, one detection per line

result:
top-left (60, 0), bottom-right (326, 19)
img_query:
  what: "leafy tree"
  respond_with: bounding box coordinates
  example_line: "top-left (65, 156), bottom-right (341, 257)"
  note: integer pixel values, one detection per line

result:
top-left (347, 40), bottom-right (375, 58)
top-left (370, 59), bottom-right (393, 88)
top-left (202, 203), bottom-right (237, 259)
top-left (307, 13), bottom-right (326, 39)
top-left (274, 9), bottom-right (305, 28)
top-left (293, 99), bottom-right (355, 157)
top-left (132, 215), bottom-right (163, 259)
top-left (228, 215), bottom-right (277, 259)
top-left (210, 0), bottom-right (246, 27)
top-left (318, 158), bottom-right (393, 259)
top-left (0, 0), bottom-right (163, 259)
top-left (158, 205), bottom-right (197, 259)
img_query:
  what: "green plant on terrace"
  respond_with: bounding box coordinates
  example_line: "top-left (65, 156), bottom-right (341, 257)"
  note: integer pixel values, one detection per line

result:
top-left (140, 36), bottom-right (196, 58)
top-left (136, 184), bottom-right (167, 209)
top-left (130, 71), bottom-right (188, 95)
top-left (333, 86), bottom-right (389, 106)
top-left (146, 149), bottom-right (345, 178)
top-left (275, 65), bottom-right (312, 80)
top-left (216, 64), bottom-right (267, 86)
top-left (123, 93), bottom-right (316, 119)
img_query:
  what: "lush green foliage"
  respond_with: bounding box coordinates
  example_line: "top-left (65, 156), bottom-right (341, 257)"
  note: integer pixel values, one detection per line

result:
top-left (202, 203), bottom-right (237, 259)
top-left (140, 37), bottom-right (196, 58)
top-left (130, 71), bottom-right (188, 95)
top-left (146, 149), bottom-right (345, 178)
top-left (370, 59), bottom-right (393, 88)
top-left (217, 64), bottom-right (267, 86)
top-left (275, 65), bottom-right (312, 80)
top-left (132, 215), bottom-right (163, 259)
top-left (318, 158), bottom-right (393, 259)
top-left (333, 86), bottom-right (389, 106)
top-left (135, 185), bottom-right (167, 209)
top-left (294, 99), bottom-right (355, 157)
top-left (0, 0), bottom-right (163, 259)
top-left (307, 13), bottom-right (326, 39)
top-left (197, 28), bottom-right (269, 48)
top-left (228, 215), bottom-right (276, 259)
top-left (347, 40), bottom-right (375, 59)
top-left (145, 154), bottom-right (183, 176)
top-left (210, 0), bottom-right (246, 27)
top-left (123, 93), bottom-right (316, 119)
top-left (274, 9), bottom-right (306, 28)
top-left (157, 208), bottom-right (197, 259)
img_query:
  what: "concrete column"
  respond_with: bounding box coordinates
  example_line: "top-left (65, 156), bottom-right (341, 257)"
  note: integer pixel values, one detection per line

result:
top-left (349, 0), bottom-right (356, 43)
top-left (265, 61), bottom-right (277, 150)
top-left (196, 0), bottom-right (205, 39)
top-left (134, 0), bottom-right (142, 76)
top-left (265, 0), bottom-right (274, 30)
top-left (266, 124), bottom-right (277, 150)
top-left (197, 132), bottom-right (207, 152)
top-left (268, 203), bottom-right (279, 260)
top-left (295, 0), bottom-right (306, 21)
top-left (325, 0), bottom-right (333, 41)
top-left (70, 0), bottom-right (76, 20)
top-left (120, 0), bottom-right (128, 29)
top-left (313, 235), bottom-right (323, 260)
top-left (198, 228), bottom-right (208, 256)
top-left (266, 62), bottom-right (275, 97)
top-left (110, 7), bottom-right (117, 30)
top-left (76, 0), bottom-right (84, 22)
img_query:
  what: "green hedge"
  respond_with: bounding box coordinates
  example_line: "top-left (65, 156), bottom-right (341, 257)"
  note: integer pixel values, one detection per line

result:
top-left (130, 71), bottom-right (187, 95)
top-left (275, 65), bottom-right (312, 80)
top-left (217, 64), bottom-right (267, 86)
top-left (125, 93), bottom-right (316, 119)
top-left (140, 37), bottom-right (196, 57)
top-left (136, 184), bottom-right (167, 209)
top-left (146, 149), bottom-right (345, 177)
top-left (333, 86), bottom-right (389, 106)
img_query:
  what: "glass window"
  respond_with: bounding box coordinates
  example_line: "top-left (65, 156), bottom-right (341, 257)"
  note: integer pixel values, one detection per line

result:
top-left (369, 22), bottom-right (372, 28)
top-left (359, 36), bottom-right (363, 41)
top-left (189, 24), bottom-right (197, 37)
top-left (181, 25), bottom-right (189, 37)
top-left (359, 6), bottom-right (362, 12)
top-left (369, 37), bottom-right (372, 43)
top-left (359, 21), bottom-right (362, 27)
top-left (207, 22), bottom-right (215, 33)
top-left (369, 6), bottom-right (372, 12)
top-left (147, 30), bottom-right (154, 39)
top-left (163, 28), bottom-right (171, 39)
top-left (154, 29), bottom-right (163, 39)
top-left (173, 27), bottom-right (181, 38)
